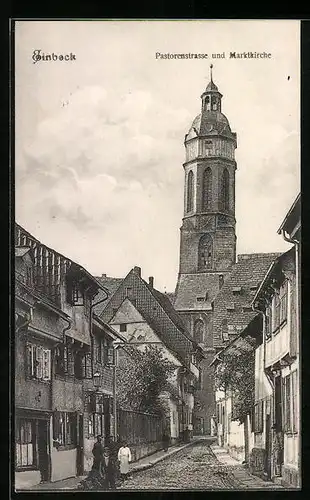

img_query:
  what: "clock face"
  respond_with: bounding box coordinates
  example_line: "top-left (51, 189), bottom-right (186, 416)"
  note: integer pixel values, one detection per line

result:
top-left (205, 124), bottom-right (213, 132)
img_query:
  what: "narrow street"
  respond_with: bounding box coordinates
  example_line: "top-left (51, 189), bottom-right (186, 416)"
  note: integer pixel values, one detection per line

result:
top-left (118, 439), bottom-right (250, 490)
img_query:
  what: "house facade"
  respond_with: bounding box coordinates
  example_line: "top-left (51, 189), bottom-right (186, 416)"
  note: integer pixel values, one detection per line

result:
top-left (252, 194), bottom-right (301, 488)
top-left (14, 224), bottom-right (123, 488)
top-left (96, 267), bottom-right (203, 441)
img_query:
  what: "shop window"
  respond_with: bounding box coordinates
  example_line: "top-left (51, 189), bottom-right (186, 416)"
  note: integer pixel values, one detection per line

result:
top-left (53, 412), bottom-right (77, 447)
top-left (16, 419), bottom-right (36, 468)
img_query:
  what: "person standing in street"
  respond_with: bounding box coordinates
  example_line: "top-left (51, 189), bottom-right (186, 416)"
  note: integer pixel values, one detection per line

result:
top-left (162, 430), bottom-right (170, 452)
top-left (117, 441), bottom-right (132, 481)
top-left (102, 446), bottom-right (116, 490)
top-left (92, 435), bottom-right (104, 472)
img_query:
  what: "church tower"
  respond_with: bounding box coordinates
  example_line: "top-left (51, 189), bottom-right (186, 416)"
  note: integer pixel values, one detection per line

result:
top-left (174, 66), bottom-right (237, 435)
top-left (180, 65), bottom-right (237, 275)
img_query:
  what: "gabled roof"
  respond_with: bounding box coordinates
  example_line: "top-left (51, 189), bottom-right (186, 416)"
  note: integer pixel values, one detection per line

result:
top-left (93, 275), bottom-right (123, 315)
top-left (277, 193), bottom-right (301, 236)
top-left (174, 273), bottom-right (221, 311)
top-left (99, 267), bottom-right (199, 365)
top-left (210, 313), bottom-right (263, 367)
top-left (110, 297), bottom-right (187, 366)
top-left (252, 247), bottom-right (295, 309)
top-left (15, 223), bottom-right (106, 294)
top-left (212, 253), bottom-right (281, 348)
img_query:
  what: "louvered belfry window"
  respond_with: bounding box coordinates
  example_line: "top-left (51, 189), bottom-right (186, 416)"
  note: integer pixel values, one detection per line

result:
top-left (202, 167), bottom-right (212, 211)
top-left (187, 170), bottom-right (194, 213)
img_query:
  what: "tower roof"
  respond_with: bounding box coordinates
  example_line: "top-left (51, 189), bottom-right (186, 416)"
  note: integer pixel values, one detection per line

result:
top-left (205, 80), bottom-right (219, 92)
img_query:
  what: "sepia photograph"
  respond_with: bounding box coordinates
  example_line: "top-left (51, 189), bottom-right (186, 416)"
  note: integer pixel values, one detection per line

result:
top-left (13, 19), bottom-right (300, 491)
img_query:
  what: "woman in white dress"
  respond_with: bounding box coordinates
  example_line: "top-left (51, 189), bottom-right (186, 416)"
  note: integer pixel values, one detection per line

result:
top-left (117, 441), bottom-right (132, 481)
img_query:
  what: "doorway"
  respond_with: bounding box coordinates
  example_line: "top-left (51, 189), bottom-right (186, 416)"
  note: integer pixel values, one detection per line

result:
top-left (273, 376), bottom-right (284, 476)
top-left (37, 420), bottom-right (50, 482)
top-left (265, 413), bottom-right (272, 479)
top-left (76, 414), bottom-right (84, 476)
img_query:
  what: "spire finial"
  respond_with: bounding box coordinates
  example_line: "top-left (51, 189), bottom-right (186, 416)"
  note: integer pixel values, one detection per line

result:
top-left (210, 64), bottom-right (213, 82)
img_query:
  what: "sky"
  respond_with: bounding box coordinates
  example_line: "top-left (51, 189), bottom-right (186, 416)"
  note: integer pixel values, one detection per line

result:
top-left (15, 20), bottom-right (300, 292)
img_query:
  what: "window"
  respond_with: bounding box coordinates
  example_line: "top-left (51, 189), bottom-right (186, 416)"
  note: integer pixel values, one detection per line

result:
top-left (120, 323), bottom-right (127, 332)
top-left (283, 372), bottom-right (298, 434)
top-left (105, 341), bottom-right (115, 366)
top-left (221, 319), bottom-right (228, 341)
top-left (87, 394), bottom-right (105, 438)
top-left (194, 319), bottom-right (204, 343)
top-left (53, 412), bottom-right (77, 447)
top-left (283, 375), bottom-right (291, 432)
top-left (55, 346), bottom-right (74, 377)
top-left (279, 280), bottom-right (288, 325)
top-left (88, 414), bottom-right (95, 437)
top-left (221, 168), bottom-right (230, 212)
top-left (219, 275), bottom-right (224, 289)
top-left (273, 293), bottom-right (281, 332)
top-left (254, 400), bottom-right (264, 433)
top-left (26, 344), bottom-right (51, 381)
top-left (75, 351), bottom-right (92, 379)
top-left (66, 280), bottom-right (84, 306)
top-left (186, 170), bottom-right (194, 213)
top-left (202, 168), bottom-right (212, 211)
top-left (16, 419), bottom-right (35, 468)
top-left (198, 234), bottom-right (213, 270)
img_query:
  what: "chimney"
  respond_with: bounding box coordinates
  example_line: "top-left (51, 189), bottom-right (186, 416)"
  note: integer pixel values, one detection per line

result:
top-left (133, 266), bottom-right (141, 277)
top-left (101, 273), bottom-right (107, 278)
top-left (149, 276), bottom-right (154, 288)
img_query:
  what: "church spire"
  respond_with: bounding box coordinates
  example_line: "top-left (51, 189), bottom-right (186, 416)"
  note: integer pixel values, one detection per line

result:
top-left (201, 64), bottom-right (222, 112)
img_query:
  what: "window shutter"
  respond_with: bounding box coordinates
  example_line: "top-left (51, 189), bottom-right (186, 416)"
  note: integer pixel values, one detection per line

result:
top-left (67, 349), bottom-right (75, 376)
top-left (63, 347), bottom-right (68, 374)
top-left (85, 352), bottom-right (92, 378)
top-left (36, 346), bottom-right (43, 379)
top-left (43, 349), bottom-right (51, 380)
top-left (26, 345), bottom-right (32, 378)
top-left (107, 346), bottom-right (114, 366)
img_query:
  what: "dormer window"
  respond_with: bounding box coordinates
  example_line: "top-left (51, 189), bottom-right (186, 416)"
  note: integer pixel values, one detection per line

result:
top-left (232, 286), bottom-right (242, 295)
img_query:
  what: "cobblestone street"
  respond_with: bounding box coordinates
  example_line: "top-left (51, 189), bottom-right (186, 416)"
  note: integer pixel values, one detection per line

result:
top-left (119, 440), bottom-right (239, 490)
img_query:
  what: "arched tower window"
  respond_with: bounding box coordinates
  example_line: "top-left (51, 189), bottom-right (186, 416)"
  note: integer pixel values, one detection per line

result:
top-left (187, 170), bottom-right (194, 213)
top-left (198, 234), bottom-right (213, 270)
top-left (221, 168), bottom-right (230, 212)
top-left (194, 319), bottom-right (204, 343)
top-left (202, 168), bottom-right (212, 211)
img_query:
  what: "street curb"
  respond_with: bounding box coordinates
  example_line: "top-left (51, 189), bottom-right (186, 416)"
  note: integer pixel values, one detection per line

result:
top-left (129, 440), bottom-right (197, 474)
